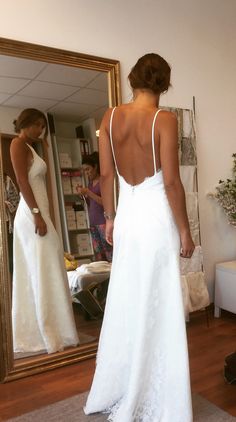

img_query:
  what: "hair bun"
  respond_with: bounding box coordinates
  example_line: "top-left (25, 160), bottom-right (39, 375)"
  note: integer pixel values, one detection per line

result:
top-left (128, 53), bottom-right (171, 94)
top-left (13, 119), bottom-right (19, 133)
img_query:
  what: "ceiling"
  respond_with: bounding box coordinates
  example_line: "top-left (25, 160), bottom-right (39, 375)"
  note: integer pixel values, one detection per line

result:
top-left (0, 54), bottom-right (109, 127)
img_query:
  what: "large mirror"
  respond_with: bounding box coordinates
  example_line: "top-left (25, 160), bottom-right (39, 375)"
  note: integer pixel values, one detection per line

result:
top-left (0, 37), bottom-right (121, 382)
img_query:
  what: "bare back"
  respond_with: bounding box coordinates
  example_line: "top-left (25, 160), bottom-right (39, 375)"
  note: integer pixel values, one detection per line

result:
top-left (109, 104), bottom-right (161, 186)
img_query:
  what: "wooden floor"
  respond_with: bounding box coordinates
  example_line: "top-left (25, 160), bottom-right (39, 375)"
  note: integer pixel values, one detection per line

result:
top-left (0, 309), bottom-right (235, 420)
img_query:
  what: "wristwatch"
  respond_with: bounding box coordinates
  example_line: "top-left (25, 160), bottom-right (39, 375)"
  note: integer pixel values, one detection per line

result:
top-left (31, 207), bottom-right (40, 214)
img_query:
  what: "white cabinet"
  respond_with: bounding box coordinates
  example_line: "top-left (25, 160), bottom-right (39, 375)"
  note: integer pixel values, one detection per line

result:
top-left (214, 261), bottom-right (236, 317)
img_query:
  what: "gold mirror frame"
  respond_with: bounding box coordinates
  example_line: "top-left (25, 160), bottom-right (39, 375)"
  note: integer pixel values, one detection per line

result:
top-left (0, 37), bottom-right (121, 382)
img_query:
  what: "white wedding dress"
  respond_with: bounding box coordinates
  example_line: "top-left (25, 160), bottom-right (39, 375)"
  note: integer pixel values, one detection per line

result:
top-left (84, 108), bottom-right (193, 421)
top-left (12, 143), bottom-right (79, 354)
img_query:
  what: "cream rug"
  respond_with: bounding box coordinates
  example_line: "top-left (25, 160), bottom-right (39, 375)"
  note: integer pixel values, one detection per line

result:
top-left (6, 392), bottom-right (236, 421)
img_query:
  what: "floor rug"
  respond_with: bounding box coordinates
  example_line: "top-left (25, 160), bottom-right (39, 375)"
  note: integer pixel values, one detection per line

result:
top-left (6, 392), bottom-right (236, 421)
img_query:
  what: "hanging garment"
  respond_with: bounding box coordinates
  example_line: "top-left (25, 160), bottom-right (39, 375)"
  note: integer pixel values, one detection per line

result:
top-left (182, 271), bottom-right (210, 312)
top-left (180, 245), bottom-right (203, 275)
top-left (84, 108), bottom-right (192, 421)
top-left (179, 166), bottom-right (197, 193)
top-left (12, 144), bottom-right (79, 354)
top-left (185, 192), bottom-right (199, 232)
top-left (190, 228), bottom-right (200, 246)
top-left (4, 174), bottom-right (20, 233)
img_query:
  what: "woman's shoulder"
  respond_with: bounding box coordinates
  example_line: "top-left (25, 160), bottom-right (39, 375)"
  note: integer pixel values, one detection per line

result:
top-left (101, 105), bottom-right (177, 128)
top-left (11, 135), bottom-right (21, 145)
top-left (157, 110), bottom-right (178, 130)
top-left (158, 109), bottom-right (177, 120)
top-left (10, 137), bottom-right (29, 155)
top-left (102, 103), bottom-right (133, 116)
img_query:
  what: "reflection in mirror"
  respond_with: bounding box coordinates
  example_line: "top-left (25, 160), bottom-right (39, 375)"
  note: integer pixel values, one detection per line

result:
top-left (0, 43), bottom-right (120, 381)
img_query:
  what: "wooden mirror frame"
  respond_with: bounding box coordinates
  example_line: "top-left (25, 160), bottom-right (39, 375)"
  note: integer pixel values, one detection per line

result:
top-left (0, 37), bottom-right (121, 382)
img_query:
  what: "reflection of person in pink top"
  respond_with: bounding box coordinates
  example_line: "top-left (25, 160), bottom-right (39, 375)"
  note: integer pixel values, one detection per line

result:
top-left (76, 152), bottom-right (112, 262)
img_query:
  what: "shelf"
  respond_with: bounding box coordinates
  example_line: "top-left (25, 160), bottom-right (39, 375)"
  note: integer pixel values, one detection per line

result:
top-left (73, 253), bottom-right (94, 259)
top-left (68, 228), bottom-right (89, 233)
top-left (56, 136), bottom-right (94, 260)
top-left (61, 167), bottom-right (81, 171)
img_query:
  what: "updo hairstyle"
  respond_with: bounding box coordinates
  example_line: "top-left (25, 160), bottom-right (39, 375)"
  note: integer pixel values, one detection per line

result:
top-left (13, 108), bottom-right (48, 138)
top-left (128, 53), bottom-right (171, 94)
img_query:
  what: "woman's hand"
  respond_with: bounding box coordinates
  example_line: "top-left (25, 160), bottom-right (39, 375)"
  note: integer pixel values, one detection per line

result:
top-left (34, 214), bottom-right (47, 236)
top-left (76, 185), bottom-right (88, 196)
top-left (180, 231), bottom-right (195, 258)
top-left (105, 220), bottom-right (114, 245)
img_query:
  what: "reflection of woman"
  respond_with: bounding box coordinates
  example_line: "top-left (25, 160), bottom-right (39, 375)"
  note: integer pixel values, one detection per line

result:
top-left (85, 54), bottom-right (195, 420)
top-left (10, 108), bottom-right (79, 354)
top-left (77, 152), bottom-right (112, 262)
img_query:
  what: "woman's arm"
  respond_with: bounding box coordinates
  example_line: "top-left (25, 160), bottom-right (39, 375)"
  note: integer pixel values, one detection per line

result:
top-left (77, 186), bottom-right (103, 206)
top-left (158, 112), bottom-right (195, 258)
top-left (10, 138), bottom-right (47, 236)
top-left (98, 109), bottom-right (116, 244)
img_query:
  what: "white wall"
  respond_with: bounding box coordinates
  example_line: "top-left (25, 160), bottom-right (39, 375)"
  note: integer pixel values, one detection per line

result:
top-left (0, 106), bottom-right (20, 134)
top-left (54, 118), bottom-right (97, 152)
top-left (1, 0), bottom-right (236, 298)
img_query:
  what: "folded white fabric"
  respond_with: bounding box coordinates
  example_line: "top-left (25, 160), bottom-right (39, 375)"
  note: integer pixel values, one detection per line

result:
top-left (181, 271), bottom-right (210, 312)
top-left (76, 261), bottom-right (111, 274)
top-left (67, 270), bottom-right (110, 295)
top-left (87, 261), bottom-right (111, 273)
top-left (75, 264), bottom-right (91, 276)
top-left (67, 270), bottom-right (82, 292)
top-left (179, 165), bottom-right (197, 193)
top-left (180, 245), bottom-right (203, 275)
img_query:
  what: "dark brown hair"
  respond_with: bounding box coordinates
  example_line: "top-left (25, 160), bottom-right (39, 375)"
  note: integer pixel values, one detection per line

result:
top-left (82, 151), bottom-right (100, 174)
top-left (128, 53), bottom-right (171, 94)
top-left (13, 108), bottom-right (48, 139)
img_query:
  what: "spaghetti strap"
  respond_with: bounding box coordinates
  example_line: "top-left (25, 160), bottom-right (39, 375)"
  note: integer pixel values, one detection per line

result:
top-left (151, 109), bottom-right (162, 174)
top-left (25, 143), bottom-right (37, 162)
top-left (26, 143), bottom-right (36, 155)
top-left (109, 107), bottom-right (119, 175)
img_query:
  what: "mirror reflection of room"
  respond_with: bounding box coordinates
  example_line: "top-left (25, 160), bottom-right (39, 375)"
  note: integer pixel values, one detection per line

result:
top-left (0, 54), bottom-right (112, 361)
top-left (77, 152), bottom-right (113, 262)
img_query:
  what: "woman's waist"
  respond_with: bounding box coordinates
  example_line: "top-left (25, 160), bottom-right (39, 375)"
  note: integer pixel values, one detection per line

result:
top-left (118, 172), bottom-right (165, 194)
top-left (18, 194), bottom-right (50, 214)
top-left (88, 203), bottom-right (105, 225)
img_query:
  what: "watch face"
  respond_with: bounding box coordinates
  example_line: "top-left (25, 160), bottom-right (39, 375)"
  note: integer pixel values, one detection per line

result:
top-left (32, 208), bottom-right (40, 214)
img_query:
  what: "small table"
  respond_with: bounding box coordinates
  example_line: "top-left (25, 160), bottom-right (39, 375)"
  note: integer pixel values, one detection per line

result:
top-left (214, 260), bottom-right (236, 317)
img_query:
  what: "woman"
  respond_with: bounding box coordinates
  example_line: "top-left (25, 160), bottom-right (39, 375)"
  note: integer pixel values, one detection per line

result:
top-left (10, 108), bottom-right (79, 354)
top-left (84, 54), bottom-right (195, 421)
top-left (76, 152), bottom-right (112, 262)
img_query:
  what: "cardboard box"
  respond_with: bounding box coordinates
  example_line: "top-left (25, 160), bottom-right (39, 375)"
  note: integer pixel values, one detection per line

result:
top-left (78, 242), bottom-right (93, 256)
top-left (76, 211), bottom-right (87, 229)
top-left (71, 174), bottom-right (83, 194)
top-left (76, 233), bottom-right (90, 244)
top-left (61, 174), bottom-right (72, 195)
top-left (76, 233), bottom-right (93, 256)
top-left (59, 152), bottom-right (72, 168)
top-left (65, 205), bottom-right (75, 221)
top-left (67, 220), bottom-right (77, 230)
